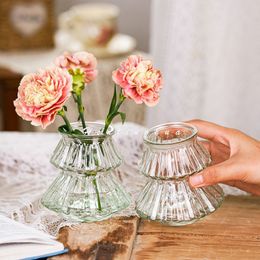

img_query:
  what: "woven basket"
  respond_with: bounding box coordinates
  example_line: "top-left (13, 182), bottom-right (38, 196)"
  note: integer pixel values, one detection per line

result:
top-left (0, 0), bottom-right (55, 50)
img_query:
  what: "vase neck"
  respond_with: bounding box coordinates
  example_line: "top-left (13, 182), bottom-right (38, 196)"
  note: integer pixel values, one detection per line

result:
top-left (144, 122), bottom-right (198, 150)
top-left (61, 121), bottom-right (115, 142)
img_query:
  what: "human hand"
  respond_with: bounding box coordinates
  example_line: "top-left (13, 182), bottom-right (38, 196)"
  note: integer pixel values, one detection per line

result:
top-left (187, 119), bottom-right (260, 195)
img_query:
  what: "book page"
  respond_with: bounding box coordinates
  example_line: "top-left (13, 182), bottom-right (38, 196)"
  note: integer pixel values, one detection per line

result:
top-left (0, 215), bottom-right (65, 259)
top-left (0, 243), bottom-right (65, 259)
top-left (0, 215), bottom-right (56, 245)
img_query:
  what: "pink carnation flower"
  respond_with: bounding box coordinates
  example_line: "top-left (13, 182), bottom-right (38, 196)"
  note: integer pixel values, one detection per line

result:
top-left (112, 55), bottom-right (163, 106)
top-left (14, 67), bottom-right (72, 129)
top-left (55, 51), bottom-right (98, 84)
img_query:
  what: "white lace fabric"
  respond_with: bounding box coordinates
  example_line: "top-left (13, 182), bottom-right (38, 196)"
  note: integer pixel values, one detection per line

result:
top-left (0, 123), bottom-right (245, 236)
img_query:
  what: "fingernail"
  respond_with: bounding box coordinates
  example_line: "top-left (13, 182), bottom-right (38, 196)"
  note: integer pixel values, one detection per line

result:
top-left (190, 174), bottom-right (204, 187)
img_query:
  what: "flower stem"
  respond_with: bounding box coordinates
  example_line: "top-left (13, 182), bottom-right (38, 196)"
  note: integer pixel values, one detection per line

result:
top-left (58, 108), bottom-right (73, 133)
top-left (76, 93), bottom-right (87, 130)
top-left (92, 178), bottom-right (102, 211)
top-left (103, 117), bottom-right (111, 135)
top-left (103, 87), bottom-right (126, 134)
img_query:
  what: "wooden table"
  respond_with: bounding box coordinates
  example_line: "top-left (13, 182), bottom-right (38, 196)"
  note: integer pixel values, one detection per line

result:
top-left (51, 196), bottom-right (260, 260)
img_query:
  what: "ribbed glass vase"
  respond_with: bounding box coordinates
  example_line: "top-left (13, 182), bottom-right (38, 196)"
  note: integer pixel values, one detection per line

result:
top-left (41, 122), bottom-right (131, 222)
top-left (136, 122), bottom-right (224, 226)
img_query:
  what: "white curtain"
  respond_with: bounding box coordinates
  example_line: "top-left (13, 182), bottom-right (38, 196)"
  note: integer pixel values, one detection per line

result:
top-left (147, 0), bottom-right (260, 138)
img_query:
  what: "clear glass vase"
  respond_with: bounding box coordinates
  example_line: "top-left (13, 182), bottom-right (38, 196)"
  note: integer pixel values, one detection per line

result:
top-left (136, 122), bottom-right (224, 226)
top-left (41, 122), bottom-right (131, 222)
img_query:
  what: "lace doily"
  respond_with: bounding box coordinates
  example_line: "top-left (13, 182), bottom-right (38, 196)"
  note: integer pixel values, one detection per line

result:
top-left (0, 123), bottom-right (245, 236)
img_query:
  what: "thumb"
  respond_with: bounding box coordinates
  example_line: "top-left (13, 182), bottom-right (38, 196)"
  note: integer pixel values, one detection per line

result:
top-left (189, 160), bottom-right (243, 187)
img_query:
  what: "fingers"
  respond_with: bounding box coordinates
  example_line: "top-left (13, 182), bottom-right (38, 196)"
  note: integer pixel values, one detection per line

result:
top-left (186, 119), bottom-right (231, 145)
top-left (189, 160), bottom-right (245, 187)
top-left (187, 119), bottom-right (259, 147)
top-left (186, 119), bottom-right (260, 193)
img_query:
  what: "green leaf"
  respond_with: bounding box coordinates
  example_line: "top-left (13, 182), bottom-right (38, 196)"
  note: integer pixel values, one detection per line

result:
top-left (63, 105), bottom-right (67, 112)
top-left (58, 125), bottom-right (70, 133)
top-left (108, 84), bottom-right (117, 115)
top-left (119, 112), bottom-right (126, 124)
top-left (115, 111), bottom-right (126, 124)
top-left (58, 125), bottom-right (86, 137)
top-left (72, 129), bottom-right (84, 135)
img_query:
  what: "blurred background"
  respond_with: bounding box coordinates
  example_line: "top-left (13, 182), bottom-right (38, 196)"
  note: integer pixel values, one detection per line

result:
top-left (0, 0), bottom-right (260, 138)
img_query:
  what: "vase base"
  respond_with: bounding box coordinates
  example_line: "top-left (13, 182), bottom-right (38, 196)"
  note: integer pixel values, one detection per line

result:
top-left (42, 200), bottom-right (130, 222)
top-left (136, 178), bottom-right (224, 226)
top-left (41, 171), bottom-right (131, 222)
top-left (136, 209), bottom-right (198, 226)
top-left (136, 200), bottom-right (223, 226)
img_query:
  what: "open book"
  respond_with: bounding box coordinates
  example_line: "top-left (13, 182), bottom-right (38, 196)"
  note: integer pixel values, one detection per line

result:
top-left (0, 215), bottom-right (68, 260)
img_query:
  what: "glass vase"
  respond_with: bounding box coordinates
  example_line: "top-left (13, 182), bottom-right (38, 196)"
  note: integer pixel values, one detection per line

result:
top-left (41, 122), bottom-right (131, 222)
top-left (136, 122), bottom-right (224, 226)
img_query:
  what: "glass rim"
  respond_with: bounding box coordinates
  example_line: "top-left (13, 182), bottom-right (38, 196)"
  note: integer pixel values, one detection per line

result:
top-left (60, 121), bottom-right (115, 140)
top-left (144, 122), bottom-right (198, 146)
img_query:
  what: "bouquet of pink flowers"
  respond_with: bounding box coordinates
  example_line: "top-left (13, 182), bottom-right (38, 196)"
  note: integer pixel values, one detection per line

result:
top-left (13, 51), bottom-right (163, 220)
top-left (14, 52), bottom-right (163, 134)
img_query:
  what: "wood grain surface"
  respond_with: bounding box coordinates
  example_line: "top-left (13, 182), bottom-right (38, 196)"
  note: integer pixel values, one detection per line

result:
top-left (51, 216), bottom-right (139, 260)
top-left (132, 196), bottom-right (260, 260)
top-left (50, 196), bottom-right (260, 260)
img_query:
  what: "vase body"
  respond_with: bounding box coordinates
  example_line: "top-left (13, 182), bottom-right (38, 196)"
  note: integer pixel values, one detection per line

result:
top-left (41, 122), bottom-right (130, 222)
top-left (136, 122), bottom-right (224, 226)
